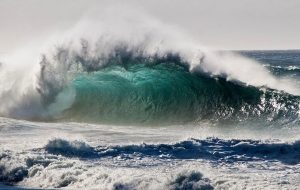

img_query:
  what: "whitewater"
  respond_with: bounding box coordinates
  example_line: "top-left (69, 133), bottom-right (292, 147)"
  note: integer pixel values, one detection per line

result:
top-left (0, 7), bottom-right (300, 190)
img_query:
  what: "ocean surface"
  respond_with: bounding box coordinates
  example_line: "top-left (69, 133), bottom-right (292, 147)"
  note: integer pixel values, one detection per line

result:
top-left (0, 41), bottom-right (300, 189)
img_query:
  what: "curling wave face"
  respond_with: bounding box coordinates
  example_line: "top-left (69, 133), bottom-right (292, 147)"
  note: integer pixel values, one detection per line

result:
top-left (58, 60), bottom-right (300, 126)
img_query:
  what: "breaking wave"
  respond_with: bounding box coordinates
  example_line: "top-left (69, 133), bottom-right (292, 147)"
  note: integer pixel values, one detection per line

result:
top-left (0, 11), bottom-right (299, 126)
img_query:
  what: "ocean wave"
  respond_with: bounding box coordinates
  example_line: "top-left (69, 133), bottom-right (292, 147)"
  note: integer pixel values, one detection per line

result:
top-left (44, 138), bottom-right (300, 165)
top-left (0, 17), bottom-right (299, 125)
top-left (2, 51), bottom-right (300, 125)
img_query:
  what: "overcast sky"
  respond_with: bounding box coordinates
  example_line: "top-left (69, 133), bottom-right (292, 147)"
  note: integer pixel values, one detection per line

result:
top-left (0, 0), bottom-right (300, 52)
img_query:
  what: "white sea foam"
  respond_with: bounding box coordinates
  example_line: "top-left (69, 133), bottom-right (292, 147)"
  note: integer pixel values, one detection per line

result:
top-left (0, 118), bottom-right (299, 189)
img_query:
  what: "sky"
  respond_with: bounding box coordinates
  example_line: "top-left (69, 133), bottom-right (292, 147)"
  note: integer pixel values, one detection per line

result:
top-left (0, 0), bottom-right (300, 52)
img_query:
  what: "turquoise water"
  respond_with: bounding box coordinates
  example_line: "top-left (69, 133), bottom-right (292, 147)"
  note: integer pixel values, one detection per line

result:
top-left (54, 59), bottom-right (300, 126)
